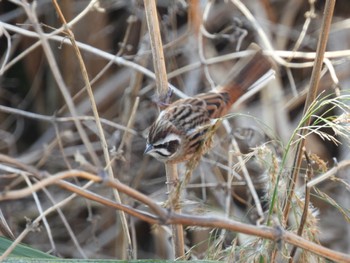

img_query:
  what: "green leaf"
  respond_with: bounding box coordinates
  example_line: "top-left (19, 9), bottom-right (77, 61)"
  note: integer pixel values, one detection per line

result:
top-left (0, 236), bottom-right (56, 259)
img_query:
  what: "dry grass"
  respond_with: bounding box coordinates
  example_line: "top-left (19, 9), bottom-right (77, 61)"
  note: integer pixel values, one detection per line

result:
top-left (0, 0), bottom-right (350, 262)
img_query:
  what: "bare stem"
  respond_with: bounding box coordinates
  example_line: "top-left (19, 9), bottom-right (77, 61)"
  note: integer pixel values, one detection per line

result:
top-left (283, 0), bottom-right (336, 222)
top-left (1, 167), bottom-right (350, 263)
top-left (143, 0), bottom-right (184, 258)
top-left (289, 148), bottom-right (312, 262)
top-left (51, 0), bottom-right (132, 258)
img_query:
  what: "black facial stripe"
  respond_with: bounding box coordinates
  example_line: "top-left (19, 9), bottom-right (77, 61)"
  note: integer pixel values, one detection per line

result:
top-left (154, 150), bottom-right (170, 157)
top-left (153, 139), bottom-right (180, 156)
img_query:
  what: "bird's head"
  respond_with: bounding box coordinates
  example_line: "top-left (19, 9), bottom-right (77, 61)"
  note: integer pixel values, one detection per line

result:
top-left (145, 120), bottom-right (182, 162)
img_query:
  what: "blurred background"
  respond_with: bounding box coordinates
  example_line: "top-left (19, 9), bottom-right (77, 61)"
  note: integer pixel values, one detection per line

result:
top-left (0, 0), bottom-right (349, 260)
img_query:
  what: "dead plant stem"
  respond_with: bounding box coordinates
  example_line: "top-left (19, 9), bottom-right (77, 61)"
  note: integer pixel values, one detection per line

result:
top-left (231, 137), bottom-right (264, 222)
top-left (0, 175), bottom-right (95, 261)
top-left (143, 0), bottom-right (184, 258)
top-left (289, 148), bottom-right (313, 262)
top-left (1, 168), bottom-right (350, 262)
top-left (283, 0), bottom-right (336, 222)
top-left (51, 0), bottom-right (132, 258)
top-left (13, 0), bottom-right (100, 167)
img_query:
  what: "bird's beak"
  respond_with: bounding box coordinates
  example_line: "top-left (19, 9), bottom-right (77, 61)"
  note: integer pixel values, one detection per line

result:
top-left (144, 143), bottom-right (154, 154)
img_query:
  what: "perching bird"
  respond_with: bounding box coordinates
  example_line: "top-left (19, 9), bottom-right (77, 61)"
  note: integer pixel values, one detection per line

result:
top-left (145, 44), bottom-right (274, 163)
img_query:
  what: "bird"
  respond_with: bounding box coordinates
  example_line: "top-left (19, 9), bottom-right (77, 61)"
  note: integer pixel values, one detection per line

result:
top-left (144, 44), bottom-right (274, 163)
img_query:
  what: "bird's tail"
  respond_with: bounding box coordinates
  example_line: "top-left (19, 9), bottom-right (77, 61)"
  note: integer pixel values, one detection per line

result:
top-left (219, 44), bottom-right (275, 106)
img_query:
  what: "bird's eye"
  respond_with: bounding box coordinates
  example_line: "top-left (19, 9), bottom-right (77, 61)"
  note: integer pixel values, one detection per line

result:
top-left (163, 140), bottom-right (179, 154)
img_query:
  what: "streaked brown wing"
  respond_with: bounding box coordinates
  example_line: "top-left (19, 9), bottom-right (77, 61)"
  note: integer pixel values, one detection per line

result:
top-left (195, 92), bottom-right (229, 118)
top-left (167, 97), bottom-right (211, 133)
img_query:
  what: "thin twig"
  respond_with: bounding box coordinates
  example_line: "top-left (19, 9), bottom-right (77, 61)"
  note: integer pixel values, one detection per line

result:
top-left (0, 21), bottom-right (188, 98)
top-left (116, 97), bottom-right (140, 154)
top-left (3, 20), bottom-right (350, 79)
top-left (307, 159), bottom-right (350, 188)
top-left (21, 173), bottom-right (57, 253)
top-left (0, 104), bottom-right (137, 135)
top-left (37, 180), bottom-right (87, 258)
top-left (1, 169), bottom-right (350, 263)
top-left (0, 209), bottom-right (15, 240)
top-left (51, 0), bottom-right (132, 258)
top-left (0, 25), bottom-right (12, 74)
top-left (231, 136), bottom-right (264, 222)
top-left (12, 0), bottom-right (100, 167)
top-left (0, 174), bottom-right (95, 261)
top-left (289, 148), bottom-right (312, 262)
top-left (284, 0), bottom-right (316, 97)
top-left (0, 0), bottom-right (99, 75)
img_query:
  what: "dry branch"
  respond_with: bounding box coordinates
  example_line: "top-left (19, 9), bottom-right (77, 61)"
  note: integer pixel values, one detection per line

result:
top-left (1, 169), bottom-right (350, 262)
top-left (1, 0), bottom-right (349, 261)
top-left (283, 0), bottom-right (336, 221)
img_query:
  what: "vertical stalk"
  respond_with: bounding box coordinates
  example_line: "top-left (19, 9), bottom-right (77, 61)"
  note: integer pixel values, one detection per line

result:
top-left (283, 0), bottom-right (336, 222)
top-left (143, 0), bottom-right (185, 258)
top-left (51, 1), bottom-right (132, 258)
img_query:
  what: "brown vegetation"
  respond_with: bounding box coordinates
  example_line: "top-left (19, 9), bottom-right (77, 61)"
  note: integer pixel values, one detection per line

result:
top-left (0, 0), bottom-right (349, 262)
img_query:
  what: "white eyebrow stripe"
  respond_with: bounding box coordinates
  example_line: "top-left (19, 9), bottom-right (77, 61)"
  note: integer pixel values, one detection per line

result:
top-left (153, 133), bottom-right (181, 146)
